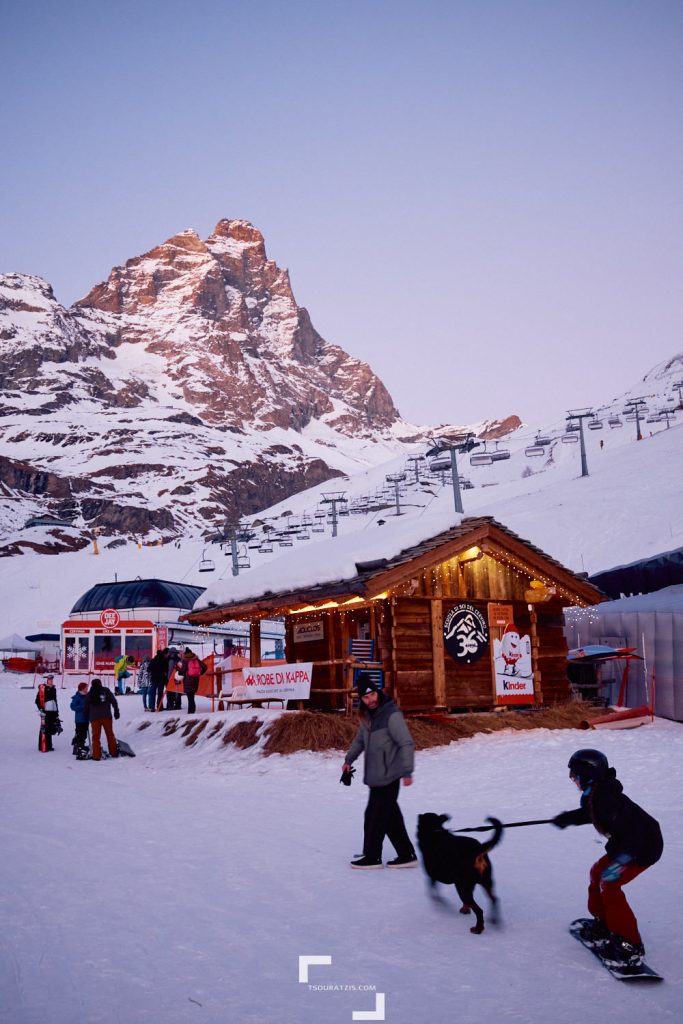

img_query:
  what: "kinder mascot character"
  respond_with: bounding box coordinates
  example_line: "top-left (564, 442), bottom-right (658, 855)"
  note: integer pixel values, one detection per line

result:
top-left (500, 623), bottom-right (522, 676)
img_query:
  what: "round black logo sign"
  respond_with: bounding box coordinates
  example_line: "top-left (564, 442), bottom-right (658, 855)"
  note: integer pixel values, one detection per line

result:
top-left (443, 603), bottom-right (489, 664)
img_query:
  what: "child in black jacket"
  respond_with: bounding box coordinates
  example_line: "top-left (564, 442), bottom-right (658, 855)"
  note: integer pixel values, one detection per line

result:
top-left (553, 748), bottom-right (663, 965)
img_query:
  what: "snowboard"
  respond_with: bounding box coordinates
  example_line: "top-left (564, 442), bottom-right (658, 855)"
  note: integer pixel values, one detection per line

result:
top-left (117, 739), bottom-right (136, 757)
top-left (570, 920), bottom-right (662, 982)
top-left (38, 713), bottom-right (49, 752)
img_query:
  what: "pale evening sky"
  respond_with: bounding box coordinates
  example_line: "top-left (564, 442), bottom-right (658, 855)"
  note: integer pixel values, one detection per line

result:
top-left (1, 0), bottom-right (681, 428)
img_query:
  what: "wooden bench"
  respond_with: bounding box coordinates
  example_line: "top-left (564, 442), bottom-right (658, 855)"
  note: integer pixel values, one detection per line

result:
top-left (217, 686), bottom-right (288, 710)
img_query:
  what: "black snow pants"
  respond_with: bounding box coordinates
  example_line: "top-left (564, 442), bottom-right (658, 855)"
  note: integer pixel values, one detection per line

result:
top-left (363, 780), bottom-right (414, 861)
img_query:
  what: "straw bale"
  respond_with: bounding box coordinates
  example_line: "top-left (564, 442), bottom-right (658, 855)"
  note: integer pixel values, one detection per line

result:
top-left (261, 703), bottom-right (603, 757)
top-left (262, 711), bottom-right (357, 756)
top-left (185, 719), bottom-right (208, 747)
top-left (223, 718), bottom-right (261, 749)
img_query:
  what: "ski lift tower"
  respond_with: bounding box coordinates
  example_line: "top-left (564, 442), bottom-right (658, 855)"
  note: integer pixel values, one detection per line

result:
top-left (321, 491), bottom-right (347, 538)
top-left (565, 408), bottom-right (595, 478)
top-left (658, 407), bottom-right (676, 429)
top-left (672, 380), bottom-right (683, 410)
top-left (224, 522), bottom-right (254, 576)
top-left (386, 473), bottom-right (407, 516)
top-left (623, 397), bottom-right (648, 442)
top-left (426, 434), bottom-right (481, 514)
top-left (405, 455), bottom-right (424, 483)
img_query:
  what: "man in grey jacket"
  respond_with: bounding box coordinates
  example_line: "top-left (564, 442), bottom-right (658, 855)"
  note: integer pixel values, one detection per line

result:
top-left (342, 674), bottom-right (417, 869)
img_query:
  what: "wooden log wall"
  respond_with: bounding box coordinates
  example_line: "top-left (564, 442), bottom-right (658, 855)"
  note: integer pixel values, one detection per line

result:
top-left (285, 608), bottom-right (381, 710)
top-left (281, 555), bottom-right (575, 712)
top-left (391, 595), bottom-right (573, 711)
top-left (442, 598), bottom-right (513, 710)
top-left (534, 602), bottom-right (572, 703)
top-left (390, 597), bottom-right (434, 709)
top-left (402, 553), bottom-right (530, 603)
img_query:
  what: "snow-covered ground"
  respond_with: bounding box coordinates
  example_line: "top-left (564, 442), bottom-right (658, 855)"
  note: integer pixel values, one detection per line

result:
top-left (1, 678), bottom-right (680, 1024)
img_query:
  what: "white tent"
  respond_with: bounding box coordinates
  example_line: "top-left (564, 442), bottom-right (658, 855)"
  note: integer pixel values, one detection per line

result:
top-left (0, 633), bottom-right (41, 653)
top-left (565, 585), bottom-right (683, 721)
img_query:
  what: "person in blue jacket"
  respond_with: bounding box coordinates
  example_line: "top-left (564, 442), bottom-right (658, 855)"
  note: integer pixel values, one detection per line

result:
top-left (70, 682), bottom-right (89, 755)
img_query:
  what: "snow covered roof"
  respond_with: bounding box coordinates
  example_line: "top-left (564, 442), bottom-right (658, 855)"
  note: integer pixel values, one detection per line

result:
top-left (571, 584), bottom-right (683, 614)
top-left (0, 632), bottom-right (41, 651)
top-left (188, 514), bottom-right (602, 620)
top-left (589, 546), bottom-right (683, 600)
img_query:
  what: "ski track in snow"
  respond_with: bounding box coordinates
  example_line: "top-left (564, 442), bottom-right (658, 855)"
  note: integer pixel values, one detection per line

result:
top-left (1, 681), bottom-right (681, 1024)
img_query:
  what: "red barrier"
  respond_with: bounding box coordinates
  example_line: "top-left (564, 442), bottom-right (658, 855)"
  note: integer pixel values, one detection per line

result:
top-left (581, 704), bottom-right (653, 730)
top-left (2, 657), bottom-right (37, 673)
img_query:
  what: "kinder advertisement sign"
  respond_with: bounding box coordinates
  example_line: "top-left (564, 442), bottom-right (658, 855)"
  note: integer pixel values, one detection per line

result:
top-left (488, 605), bottom-right (535, 705)
top-left (242, 663), bottom-right (313, 700)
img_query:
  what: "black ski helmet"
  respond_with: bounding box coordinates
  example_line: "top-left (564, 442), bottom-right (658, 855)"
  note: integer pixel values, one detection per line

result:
top-left (568, 748), bottom-right (609, 786)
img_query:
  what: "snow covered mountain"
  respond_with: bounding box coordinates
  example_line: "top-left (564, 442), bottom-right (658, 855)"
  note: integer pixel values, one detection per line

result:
top-left (0, 219), bottom-right (519, 554)
top-left (0, 350), bottom-right (680, 641)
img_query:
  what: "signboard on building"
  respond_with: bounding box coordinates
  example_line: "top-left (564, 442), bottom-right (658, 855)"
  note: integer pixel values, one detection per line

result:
top-left (293, 620), bottom-right (324, 643)
top-left (443, 603), bottom-right (489, 664)
top-left (100, 608), bottom-right (120, 629)
top-left (61, 619), bottom-right (154, 676)
top-left (488, 604), bottom-right (534, 705)
top-left (242, 662), bottom-right (313, 700)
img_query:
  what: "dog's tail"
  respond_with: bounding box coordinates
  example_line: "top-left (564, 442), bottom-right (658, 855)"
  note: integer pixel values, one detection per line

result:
top-left (480, 817), bottom-right (503, 854)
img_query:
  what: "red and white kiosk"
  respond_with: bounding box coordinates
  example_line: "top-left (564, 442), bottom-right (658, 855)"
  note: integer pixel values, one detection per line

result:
top-left (61, 608), bottom-right (161, 684)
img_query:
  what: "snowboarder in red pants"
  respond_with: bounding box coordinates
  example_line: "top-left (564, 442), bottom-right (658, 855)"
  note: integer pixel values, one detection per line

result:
top-left (553, 748), bottom-right (663, 966)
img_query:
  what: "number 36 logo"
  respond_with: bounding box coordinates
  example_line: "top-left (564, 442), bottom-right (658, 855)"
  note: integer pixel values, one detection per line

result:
top-left (443, 604), bottom-right (489, 664)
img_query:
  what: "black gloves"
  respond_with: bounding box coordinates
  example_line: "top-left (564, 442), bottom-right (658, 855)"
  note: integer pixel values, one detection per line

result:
top-left (553, 811), bottom-right (575, 829)
top-left (114, 711), bottom-right (120, 720)
top-left (340, 767), bottom-right (356, 786)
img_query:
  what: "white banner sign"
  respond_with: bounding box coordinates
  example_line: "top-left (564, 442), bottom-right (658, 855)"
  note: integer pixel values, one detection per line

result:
top-left (242, 662), bottom-right (313, 700)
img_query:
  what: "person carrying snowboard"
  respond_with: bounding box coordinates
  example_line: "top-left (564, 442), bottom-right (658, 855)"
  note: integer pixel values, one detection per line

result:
top-left (35, 674), bottom-right (61, 752)
top-left (553, 748), bottom-right (663, 965)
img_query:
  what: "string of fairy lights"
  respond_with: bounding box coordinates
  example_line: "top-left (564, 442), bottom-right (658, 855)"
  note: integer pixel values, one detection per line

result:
top-left (189, 543), bottom-right (592, 634)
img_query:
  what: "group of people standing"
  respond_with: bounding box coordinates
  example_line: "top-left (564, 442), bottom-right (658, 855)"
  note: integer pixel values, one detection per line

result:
top-left (34, 646), bottom-right (208, 757)
top-left (136, 647), bottom-right (207, 714)
top-left (71, 679), bottom-right (121, 759)
top-left (36, 676), bottom-right (120, 760)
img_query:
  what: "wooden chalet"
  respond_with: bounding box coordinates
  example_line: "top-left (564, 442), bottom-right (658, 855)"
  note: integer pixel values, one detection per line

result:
top-left (185, 516), bottom-right (603, 713)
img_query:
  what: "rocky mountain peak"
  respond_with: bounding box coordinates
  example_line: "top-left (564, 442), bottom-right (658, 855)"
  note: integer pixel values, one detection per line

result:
top-left (211, 218), bottom-right (266, 248)
top-left (0, 273), bottom-right (56, 312)
top-left (0, 218), bottom-right (414, 546)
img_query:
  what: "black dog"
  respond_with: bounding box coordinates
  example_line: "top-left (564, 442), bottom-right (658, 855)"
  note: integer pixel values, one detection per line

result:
top-left (416, 813), bottom-right (503, 934)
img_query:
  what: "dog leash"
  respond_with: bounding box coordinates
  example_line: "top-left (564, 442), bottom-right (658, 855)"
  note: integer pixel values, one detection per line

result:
top-left (452, 818), bottom-right (555, 833)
